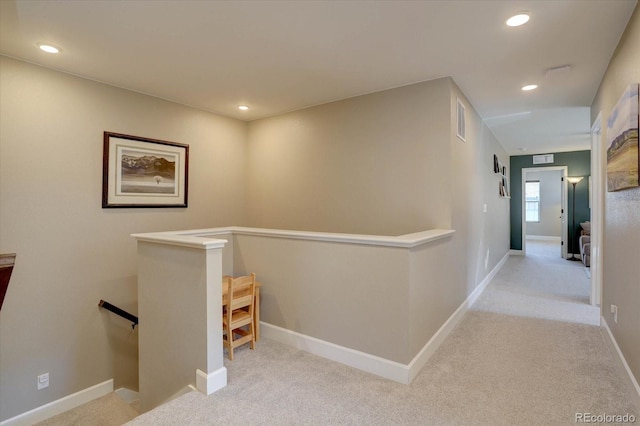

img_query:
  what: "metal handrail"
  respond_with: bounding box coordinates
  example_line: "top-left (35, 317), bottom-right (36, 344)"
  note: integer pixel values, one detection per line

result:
top-left (99, 299), bottom-right (138, 329)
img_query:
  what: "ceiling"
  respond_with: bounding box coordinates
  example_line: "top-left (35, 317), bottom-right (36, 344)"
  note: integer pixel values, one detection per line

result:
top-left (1, 0), bottom-right (637, 155)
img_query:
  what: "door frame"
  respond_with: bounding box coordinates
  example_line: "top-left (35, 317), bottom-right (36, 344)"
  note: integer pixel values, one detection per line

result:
top-left (521, 166), bottom-right (569, 258)
top-left (590, 113), bottom-right (603, 307)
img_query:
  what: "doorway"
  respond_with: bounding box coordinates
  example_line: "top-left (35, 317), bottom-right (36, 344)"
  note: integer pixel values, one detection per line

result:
top-left (521, 166), bottom-right (569, 258)
top-left (590, 114), bottom-right (602, 307)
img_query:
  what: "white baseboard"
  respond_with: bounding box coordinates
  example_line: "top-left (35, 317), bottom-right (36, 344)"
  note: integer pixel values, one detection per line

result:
top-left (262, 250), bottom-right (510, 385)
top-left (0, 379), bottom-right (113, 426)
top-left (114, 387), bottom-right (139, 404)
top-left (601, 317), bottom-right (640, 407)
top-left (509, 249), bottom-right (523, 255)
top-left (406, 250), bottom-right (510, 382)
top-left (195, 367), bottom-right (227, 395)
top-left (525, 235), bottom-right (561, 241)
top-left (261, 322), bottom-right (409, 383)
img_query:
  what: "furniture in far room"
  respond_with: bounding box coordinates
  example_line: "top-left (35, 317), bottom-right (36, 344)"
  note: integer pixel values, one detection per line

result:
top-left (579, 221), bottom-right (591, 267)
top-left (222, 273), bottom-right (256, 360)
top-left (579, 235), bottom-right (591, 267)
top-left (223, 275), bottom-right (261, 341)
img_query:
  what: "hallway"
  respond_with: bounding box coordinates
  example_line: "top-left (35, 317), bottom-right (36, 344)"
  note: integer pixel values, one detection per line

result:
top-left (488, 239), bottom-right (598, 325)
top-left (128, 248), bottom-right (639, 425)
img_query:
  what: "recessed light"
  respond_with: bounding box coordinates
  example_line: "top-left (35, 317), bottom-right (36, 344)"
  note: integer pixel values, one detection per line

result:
top-left (521, 84), bottom-right (538, 91)
top-left (506, 13), bottom-right (530, 27)
top-left (238, 105), bottom-right (249, 111)
top-left (37, 43), bottom-right (61, 54)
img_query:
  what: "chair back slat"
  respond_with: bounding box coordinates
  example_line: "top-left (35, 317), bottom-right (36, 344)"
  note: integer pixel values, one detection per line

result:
top-left (229, 275), bottom-right (255, 309)
top-left (222, 272), bottom-right (256, 360)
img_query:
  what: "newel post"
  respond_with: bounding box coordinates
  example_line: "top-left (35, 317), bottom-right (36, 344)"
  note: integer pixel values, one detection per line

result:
top-left (132, 233), bottom-right (227, 412)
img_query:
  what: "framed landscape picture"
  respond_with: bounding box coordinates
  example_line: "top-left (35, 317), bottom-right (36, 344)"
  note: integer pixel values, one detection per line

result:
top-left (102, 132), bottom-right (189, 208)
top-left (606, 84), bottom-right (639, 192)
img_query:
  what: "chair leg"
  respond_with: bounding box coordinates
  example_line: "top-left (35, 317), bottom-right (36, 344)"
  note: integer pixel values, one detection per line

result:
top-left (228, 330), bottom-right (234, 361)
top-left (223, 323), bottom-right (234, 361)
top-left (250, 320), bottom-right (255, 350)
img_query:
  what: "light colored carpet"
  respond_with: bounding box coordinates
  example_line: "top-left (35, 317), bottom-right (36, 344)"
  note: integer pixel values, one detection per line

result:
top-left (127, 241), bottom-right (639, 425)
top-left (34, 392), bottom-right (138, 426)
top-left (481, 240), bottom-right (599, 325)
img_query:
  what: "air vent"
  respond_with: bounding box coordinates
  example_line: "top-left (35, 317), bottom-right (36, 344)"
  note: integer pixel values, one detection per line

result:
top-left (545, 64), bottom-right (572, 77)
top-left (532, 154), bottom-right (554, 164)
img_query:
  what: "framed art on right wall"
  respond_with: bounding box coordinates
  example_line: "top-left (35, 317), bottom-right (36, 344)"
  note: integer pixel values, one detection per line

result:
top-left (606, 83), bottom-right (639, 192)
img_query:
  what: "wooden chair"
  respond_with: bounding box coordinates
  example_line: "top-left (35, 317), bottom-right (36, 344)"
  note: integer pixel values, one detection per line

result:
top-left (222, 273), bottom-right (256, 360)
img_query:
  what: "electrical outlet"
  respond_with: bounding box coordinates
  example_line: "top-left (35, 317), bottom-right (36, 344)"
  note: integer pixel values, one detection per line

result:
top-left (611, 305), bottom-right (618, 324)
top-left (37, 373), bottom-right (49, 390)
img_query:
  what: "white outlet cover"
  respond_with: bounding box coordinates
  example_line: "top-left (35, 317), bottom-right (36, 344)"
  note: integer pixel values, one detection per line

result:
top-left (37, 373), bottom-right (49, 390)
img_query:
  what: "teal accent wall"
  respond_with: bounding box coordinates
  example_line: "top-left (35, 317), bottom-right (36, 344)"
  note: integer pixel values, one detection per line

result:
top-left (510, 151), bottom-right (591, 251)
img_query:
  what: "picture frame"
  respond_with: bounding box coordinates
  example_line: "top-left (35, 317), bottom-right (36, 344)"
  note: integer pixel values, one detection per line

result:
top-left (606, 83), bottom-right (639, 192)
top-left (102, 132), bottom-right (189, 208)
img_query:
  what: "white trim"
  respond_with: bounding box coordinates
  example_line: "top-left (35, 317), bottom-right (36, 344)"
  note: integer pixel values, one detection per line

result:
top-left (601, 317), bottom-right (640, 405)
top-left (132, 226), bottom-right (455, 249)
top-left (406, 251), bottom-right (510, 382)
top-left (509, 249), bottom-right (523, 256)
top-left (525, 235), bottom-right (561, 241)
top-left (195, 367), bottom-right (227, 395)
top-left (131, 233), bottom-right (227, 250)
top-left (114, 387), bottom-right (139, 405)
top-left (521, 166), bottom-right (568, 259)
top-left (456, 97), bottom-right (466, 142)
top-left (263, 251), bottom-right (509, 385)
top-left (261, 322), bottom-right (410, 383)
top-left (590, 113), bottom-right (603, 306)
top-left (0, 379), bottom-right (113, 426)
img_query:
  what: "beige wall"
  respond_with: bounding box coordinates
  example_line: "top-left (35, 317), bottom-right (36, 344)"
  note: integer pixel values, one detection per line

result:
top-left (590, 5), bottom-right (640, 383)
top-left (233, 234), bottom-right (412, 362)
top-left (246, 79), bottom-right (452, 235)
top-left (137, 242), bottom-right (224, 412)
top-left (0, 56), bottom-right (247, 420)
top-left (242, 77), bottom-right (510, 363)
top-left (449, 82), bottom-right (511, 296)
top-left (408, 237), bottom-right (459, 357)
top-left (0, 57), bottom-right (511, 420)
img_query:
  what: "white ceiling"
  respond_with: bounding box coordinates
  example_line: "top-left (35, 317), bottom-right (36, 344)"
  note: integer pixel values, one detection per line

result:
top-left (1, 0), bottom-right (637, 155)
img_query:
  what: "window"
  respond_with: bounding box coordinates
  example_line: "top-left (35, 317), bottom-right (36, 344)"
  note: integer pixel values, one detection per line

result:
top-left (525, 181), bottom-right (540, 222)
